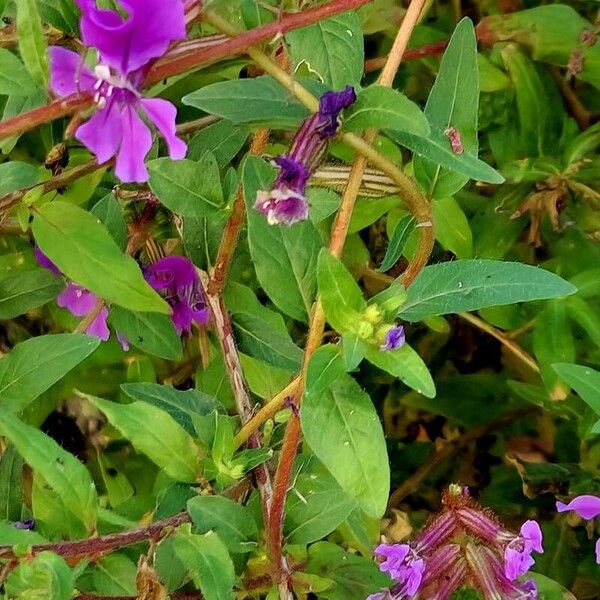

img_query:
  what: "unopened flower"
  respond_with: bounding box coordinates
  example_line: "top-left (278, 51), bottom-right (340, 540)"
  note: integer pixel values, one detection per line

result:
top-left (144, 256), bottom-right (210, 334)
top-left (373, 543), bottom-right (425, 596)
top-left (255, 86), bottom-right (356, 225)
top-left (503, 520), bottom-right (543, 580)
top-left (556, 494), bottom-right (600, 563)
top-left (380, 325), bottom-right (406, 351)
top-left (49, 0), bottom-right (187, 182)
top-left (12, 519), bottom-right (35, 531)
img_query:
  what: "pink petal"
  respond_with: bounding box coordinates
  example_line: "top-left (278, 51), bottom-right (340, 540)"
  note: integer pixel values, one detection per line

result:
top-left (48, 46), bottom-right (96, 97)
top-left (76, 0), bottom-right (185, 75)
top-left (114, 103), bottom-right (152, 182)
top-left (595, 538), bottom-right (600, 564)
top-left (76, 99), bottom-right (123, 164)
top-left (139, 98), bottom-right (187, 160)
top-left (57, 284), bottom-right (98, 317)
top-left (86, 306), bottom-right (110, 340)
top-left (556, 495), bottom-right (600, 520)
top-left (520, 520), bottom-right (543, 553)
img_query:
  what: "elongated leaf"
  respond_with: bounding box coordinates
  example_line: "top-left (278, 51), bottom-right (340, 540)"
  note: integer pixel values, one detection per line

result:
top-left (109, 307), bottom-right (183, 361)
top-left (0, 48), bottom-right (37, 95)
top-left (187, 496), bottom-right (258, 553)
top-left (287, 12), bottom-right (364, 88)
top-left (432, 197), bottom-right (473, 258)
top-left (301, 375), bottom-right (390, 518)
top-left (91, 194), bottom-right (128, 250)
top-left (188, 120), bottom-right (250, 168)
top-left (243, 157), bottom-right (322, 321)
top-left (172, 530), bottom-right (235, 600)
top-left (305, 344), bottom-right (347, 397)
top-left (32, 202), bottom-right (169, 314)
top-left (0, 411), bottom-right (97, 534)
top-left (38, 0), bottom-right (80, 33)
top-left (552, 363), bottom-right (600, 416)
top-left (0, 446), bottom-right (23, 521)
top-left (0, 333), bottom-right (100, 413)
top-left (345, 85), bottom-right (429, 137)
top-left (85, 394), bottom-right (201, 482)
top-left (16, 0), bottom-right (48, 88)
top-left (379, 215), bottom-right (416, 272)
top-left (0, 161), bottom-right (39, 195)
top-left (398, 260), bottom-right (577, 321)
top-left (148, 154), bottom-right (223, 218)
top-left (0, 268), bottom-right (63, 319)
top-left (120, 383), bottom-right (219, 435)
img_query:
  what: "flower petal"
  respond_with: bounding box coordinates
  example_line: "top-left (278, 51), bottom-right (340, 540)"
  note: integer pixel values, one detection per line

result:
top-left (76, 99), bottom-right (123, 164)
top-left (57, 284), bottom-right (98, 317)
top-left (520, 520), bottom-right (544, 553)
top-left (48, 46), bottom-right (95, 97)
top-left (76, 0), bottom-right (185, 75)
top-left (596, 538), bottom-right (600, 564)
top-left (86, 306), bottom-right (110, 341)
top-left (34, 246), bottom-right (61, 275)
top-left (556, 495), bottom-right (600, 520)
top-left (144, 256), bottom-right (197, 291)
top-left (139, 97), bottom-right (187, 160)
top-left (114, 103), bottom-right (152, 182)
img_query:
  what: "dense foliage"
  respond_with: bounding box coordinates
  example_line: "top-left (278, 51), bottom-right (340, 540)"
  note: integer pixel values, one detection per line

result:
top-left (0, 0), bottom-right (599, 599)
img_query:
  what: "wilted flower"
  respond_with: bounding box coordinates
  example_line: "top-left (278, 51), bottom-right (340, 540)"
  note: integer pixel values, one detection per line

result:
top-left (144, 256), bottom-right (210, 334)
top-left (380, 325), bottom-right (406, 351)
top-left (556, 494), bottom-right (600, 563)
top-left (49, 0), bottom-right (187, 182)
top-left (255, 86), bottom-right (356, 225)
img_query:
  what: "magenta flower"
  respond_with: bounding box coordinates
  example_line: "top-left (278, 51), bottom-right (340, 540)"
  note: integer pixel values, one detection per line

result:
top-left (556, 494), bottom-right (600, 564)
top-left (143, 256), bottom-right (210, 334)
top-left (49, 0), bottom-right (187, 182)
top-left (373, 543), bottom-right (425, 597)
top-left (255, 86), bottom-right (356, 225)
top-left (380, 325), bottom-right (406, 351)
top-left (503, 520), bottom-right (544, 580)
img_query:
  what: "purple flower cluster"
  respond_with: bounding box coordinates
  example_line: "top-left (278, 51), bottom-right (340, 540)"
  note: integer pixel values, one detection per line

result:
top-left (556, 494), bottom-right (600, 563)
top-left (36, 248), bottom-right (209, 344)
top-left (49, 0), bottom-right (187, 182)
top-left (368, 485), bottom-right (543, 600)
top-left (255, 86), bottom-right (356, 225)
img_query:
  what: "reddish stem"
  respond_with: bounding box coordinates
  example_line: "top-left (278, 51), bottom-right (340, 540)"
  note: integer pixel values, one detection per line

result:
top-left (364, 40), bottom-right (449, 73)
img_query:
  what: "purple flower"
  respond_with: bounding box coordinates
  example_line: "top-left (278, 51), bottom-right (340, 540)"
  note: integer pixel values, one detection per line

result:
top-left (380, 325), bottom-right (405, 351)
top-left (144, 256), bottom-right (210, 334)
top-left (12, 519), bottom-right (35, 531)
top-left (520, 579), bottom-right (539, 599)
top-left (374, 543), bottom-right (425, 596)
top-left (49, 0), bottom-right (187, 182)
top-left (556, 494), bottom-right (600, 564)
top-left (556, 495), bottom-right (600, 520)
top-left (58, 283), bottom-right (110, 340)
top-left (503, 520), bottom-right (543, 580)
top-left (255, 87), bottom-right (355, 225)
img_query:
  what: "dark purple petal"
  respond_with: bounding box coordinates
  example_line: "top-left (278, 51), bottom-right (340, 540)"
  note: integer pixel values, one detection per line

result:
top-left (317, 85), bottom-right (356, 137)
top-left (273, 156), bottom-right (310, 193)
top-left (48, 46), bottom-right (96, 97)
top-left (35, 246), bottom-right (61, 275)
top-left (86, 306), bottom-right (110, 340)
top-left (76, 0), bottom-right (185, 75)
top-left (556, 495), bottom-right (600, 520)
top-left (140, 97), bottom-right (187, 160)
top-left (12, 519), bottom-right (35, 530)
top-left (114, 103), bottom-right (153, 182)
top-left (380, 325), bottom-right (405, 351)
top-left (57, 284), bottom-right (98, 317)
top-left (520, 579), bottom-right (539, 599)
top-left (76, 98), bottom-right (123, 165)
top-left (144, 256), bottom-right (197, 291)
top-left (255, 189), bottom-right (309, 226)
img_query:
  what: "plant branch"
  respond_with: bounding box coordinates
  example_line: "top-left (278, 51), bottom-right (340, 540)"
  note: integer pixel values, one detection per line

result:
top-left (364, 40), bottom-right (448, 74)
top-left (387, 406), bottom-right (537, 508)
top-left (0, 512), bottom-right (190, 560)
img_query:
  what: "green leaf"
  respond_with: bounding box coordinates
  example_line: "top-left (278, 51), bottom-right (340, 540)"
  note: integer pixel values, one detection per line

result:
top-left (0, 161), bottom-right (39, 196)
top-left (148, 154), bottom-right (224, 218)
top-left (0, 411), bottom-right (97, 534)
top-left (528, 573), bottom-right (577, 600)
top-left (187, 496), bottom-right (258, 553)
top-left (0, 445), bottom-right (23, 521)
top-left (188, 120), bottom-right (250, 168)
top-left (0, 268), bottom-right (63, 319)
top-left (398, 260), bottom-right (577, 321)
top-left (38, 0), bottom-right (80, 34)
top-left (243, 156), bottom-right (322, 321)
top-left (432, 196), bottom-right (473, 258)
top-left (16, 0), bottom-right (49, 89)
top-left (5, 551), bottom-right (74, 600)
top-left (285, 469), bottom-right (356, 544)
top-left (32, 202), bottom-right (169, 314)
top-left (301, 375), bottom-right (390, 518)
top-left (183, 76), bottom-right (310, 128)
top-left (413, 18), bottom-right (480, 198)
top-left (91, 194), bottom-right (128, 250)
top-left (109, 307), bottom-right (183, 361)
top-left (0, 48), bottom-right (37, 96)
top-left (84, 394), bottom-right (200, 482)
top-left (317, 249), bottom-right (366, 334)
top-left (305, 344), bottom-right (347, 397)
top-left (0, 333), bottom-right (100, 413)
top-left (224, 283), bottom-right (303, 370)
top-left (172, 530), bottom-right (235, 600)
top-left (90, 555), bottom-right (138, 596)
top-left (379, 215), bottom-right (416, 272)
top-left (364, 343), bottom-right (436, 398)
top-left (287, 12), bottom-right (364, 88)
top-left (552, 363), bottom-right (600, 416)
top-left (345, 85), bottom-right (429, 137)
top-left (120, 382), bottom-right (219, 435)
